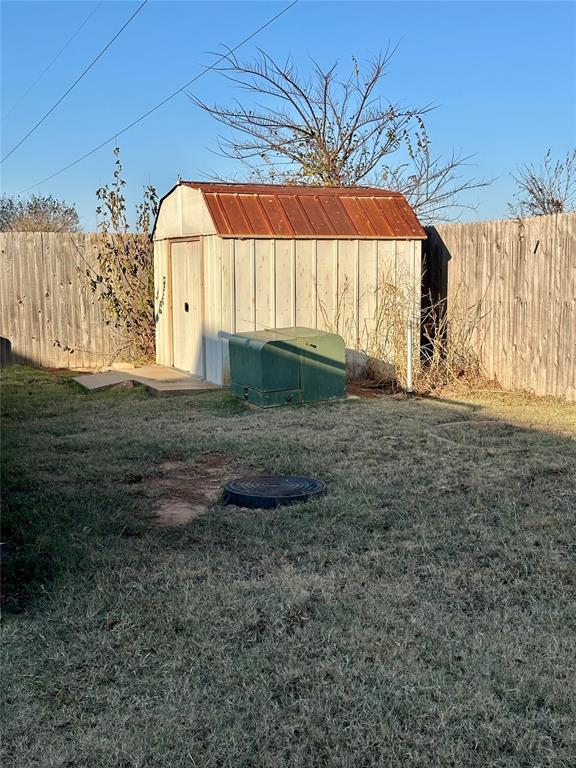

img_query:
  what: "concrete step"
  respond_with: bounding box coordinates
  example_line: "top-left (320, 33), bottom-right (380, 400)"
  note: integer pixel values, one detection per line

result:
top-left (74, 365), bottom-right (221, 394)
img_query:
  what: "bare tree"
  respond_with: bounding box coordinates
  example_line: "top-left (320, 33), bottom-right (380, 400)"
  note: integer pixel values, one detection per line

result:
top-left (189, 48), bottom-right (489, 222)
top-left (384, 130), bottom-right (488, 224)
top-left (0, 193), bottom-right (80, 231)
top-left (509, 149), bottom-right (576, 218)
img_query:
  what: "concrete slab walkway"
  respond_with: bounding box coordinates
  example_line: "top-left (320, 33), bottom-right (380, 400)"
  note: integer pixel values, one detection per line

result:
top-left (74, 365), bottom-right (221, 395)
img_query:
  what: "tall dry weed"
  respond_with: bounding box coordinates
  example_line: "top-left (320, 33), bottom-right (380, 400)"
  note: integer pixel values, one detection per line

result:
top-left (318, 267), bottom-right (488, 394)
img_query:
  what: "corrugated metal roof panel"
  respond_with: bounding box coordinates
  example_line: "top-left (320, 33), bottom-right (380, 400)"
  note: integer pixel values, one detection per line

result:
top-left (261, 195), bottom-right (293, 236)
top-left (180, 182), bottom-right (426, 239)
top-left (339, 196), bottom-right (376, 236)
top-left (206, 193), bottom-right (232, 235)
top-left (297, 194), bottom-right (336, 235)
top-left (277, 195), bottom-right (315, 236)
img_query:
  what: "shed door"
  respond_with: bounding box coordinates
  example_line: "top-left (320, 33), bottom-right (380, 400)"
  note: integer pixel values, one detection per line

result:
top-left (171, 240), bottom-right (204, 376)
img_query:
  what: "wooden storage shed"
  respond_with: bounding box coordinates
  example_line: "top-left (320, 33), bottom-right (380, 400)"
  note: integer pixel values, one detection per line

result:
top-left (153, 182), bottom-right (426, 385)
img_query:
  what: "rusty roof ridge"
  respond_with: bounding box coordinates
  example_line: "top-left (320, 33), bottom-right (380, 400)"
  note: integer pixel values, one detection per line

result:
top-left (180, 180), bottom-right (404, 195)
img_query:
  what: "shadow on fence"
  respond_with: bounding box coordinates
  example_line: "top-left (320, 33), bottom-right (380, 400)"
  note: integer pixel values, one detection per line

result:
top-left (421, 226), bottom-right (451, 361)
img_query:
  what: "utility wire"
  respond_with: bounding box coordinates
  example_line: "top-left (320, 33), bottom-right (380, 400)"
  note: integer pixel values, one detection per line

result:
top-left (1, 0), bottom-right (149, 165)
top-left (2, 2), bottom-right (104, 123)
top-left (18, 0), bottom-right (300, 194)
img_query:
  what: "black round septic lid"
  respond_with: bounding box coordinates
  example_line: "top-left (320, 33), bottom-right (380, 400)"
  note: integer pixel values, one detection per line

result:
top-left (223, 475), bottom-right (326, 509)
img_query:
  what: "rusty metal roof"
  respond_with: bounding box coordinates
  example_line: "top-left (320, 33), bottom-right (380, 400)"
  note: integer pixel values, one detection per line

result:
top-left (181, 182), bottom-right (426, 239)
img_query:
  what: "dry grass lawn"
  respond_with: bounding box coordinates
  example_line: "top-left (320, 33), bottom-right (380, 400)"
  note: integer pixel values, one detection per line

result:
top-left (1, 366), bottom-right (575, 767)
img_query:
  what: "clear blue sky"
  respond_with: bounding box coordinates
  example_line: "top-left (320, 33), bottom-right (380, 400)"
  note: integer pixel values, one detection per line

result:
top-left (1, 1), bottom-right (575, 230)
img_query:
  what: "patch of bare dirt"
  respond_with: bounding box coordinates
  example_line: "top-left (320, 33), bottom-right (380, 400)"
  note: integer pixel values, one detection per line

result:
top-left (146, 455), bottom-right (246, 526)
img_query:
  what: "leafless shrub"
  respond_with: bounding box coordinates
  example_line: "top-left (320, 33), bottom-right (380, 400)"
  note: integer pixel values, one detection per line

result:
top-left (418, 292), bottom-right (488, 393)
top-left (509, 149), bottom-right (576, 218)
top-left (0, 193), bottom-right (80, 232)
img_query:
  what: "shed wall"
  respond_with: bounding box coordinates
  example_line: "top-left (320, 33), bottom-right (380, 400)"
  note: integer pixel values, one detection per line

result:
top-left (155, 235), bottom-right (421, 385)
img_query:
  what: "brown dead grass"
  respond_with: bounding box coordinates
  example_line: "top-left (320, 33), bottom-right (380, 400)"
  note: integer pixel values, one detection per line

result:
top-left (2, 367), bottom-right (575, 768)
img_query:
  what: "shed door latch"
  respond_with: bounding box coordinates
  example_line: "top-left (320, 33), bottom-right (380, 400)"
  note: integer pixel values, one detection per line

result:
top-left (184, 302), bottom-right (189, 312)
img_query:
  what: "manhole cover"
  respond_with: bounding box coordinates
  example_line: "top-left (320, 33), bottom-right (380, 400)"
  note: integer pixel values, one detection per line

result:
top-left (223, 475), bottom-right (326, 509)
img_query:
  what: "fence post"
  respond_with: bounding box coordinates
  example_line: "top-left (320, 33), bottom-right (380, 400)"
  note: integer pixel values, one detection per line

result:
top-left (406, 317), bottom-right (414, 398)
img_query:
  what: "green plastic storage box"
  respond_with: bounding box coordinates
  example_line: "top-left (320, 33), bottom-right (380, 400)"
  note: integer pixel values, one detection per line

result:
top-left (229, 327), bottom-right (346, 408)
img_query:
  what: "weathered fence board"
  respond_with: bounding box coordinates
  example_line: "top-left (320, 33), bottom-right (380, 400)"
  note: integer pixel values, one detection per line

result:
top-left (424, 213), bottom-right (576, 400)
top-left (0, 232), bottom-right (118, 369)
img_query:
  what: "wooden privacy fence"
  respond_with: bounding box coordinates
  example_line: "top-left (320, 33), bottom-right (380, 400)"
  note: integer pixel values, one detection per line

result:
top-left (2, 218), bottom-right (575, 399)
top-left (0, 232), bottom-right (118, 369)
top-left (424, 213), bottom-right (576, 400)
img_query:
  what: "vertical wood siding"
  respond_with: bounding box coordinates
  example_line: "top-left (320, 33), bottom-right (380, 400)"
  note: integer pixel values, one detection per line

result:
top-left (155, 235), bottom-right (421, 385)
top-left (0, 232), bottom-right (119, 369)
top-left (154, 238), bottom-right (170, 367)
top-left (424, 213), bottom-right (576, 400)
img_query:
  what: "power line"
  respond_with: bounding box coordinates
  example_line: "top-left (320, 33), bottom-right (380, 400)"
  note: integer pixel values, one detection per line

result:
top-left (2, 2), bottom-right (104, 123)
top-left (17, 0), bottom-right (300, 195)
top-left (1, 0), bottom-right (149, 165)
